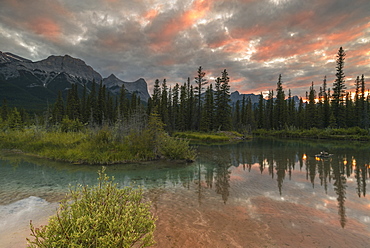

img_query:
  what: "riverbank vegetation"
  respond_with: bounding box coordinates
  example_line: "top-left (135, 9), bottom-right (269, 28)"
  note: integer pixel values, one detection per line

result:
top-left (27, 167), bottom-right (156, 247)
top-left (0, 113), bottom-right (196, 164)
top-left (253, 127), bottom-right (370, 141)
top-left (1, 47), bottom-right (369, 163)
top-left (173, 131), bottom-right (245, 144)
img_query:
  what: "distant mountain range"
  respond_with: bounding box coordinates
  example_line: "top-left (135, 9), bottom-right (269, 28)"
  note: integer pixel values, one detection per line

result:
top-left (0, 51), bottom-right (150, 111)
top-left (0, 51), bottom-right (300, 112)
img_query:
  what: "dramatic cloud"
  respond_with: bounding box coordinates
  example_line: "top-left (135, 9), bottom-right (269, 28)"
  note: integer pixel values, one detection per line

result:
top-left (0, 0), bottom-right (369, 96)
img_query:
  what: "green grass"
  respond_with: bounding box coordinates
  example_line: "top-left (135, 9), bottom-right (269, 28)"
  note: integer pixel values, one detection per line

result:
top-left (173, 131), bottom-right (245, 144)
top-left (253, 127), bottom-right (370, 141)
top-left (0, 127), bottom-right (196, 164)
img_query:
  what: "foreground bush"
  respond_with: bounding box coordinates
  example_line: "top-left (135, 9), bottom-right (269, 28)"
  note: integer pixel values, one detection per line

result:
top-left (27, 167), bottom-right (156, 248)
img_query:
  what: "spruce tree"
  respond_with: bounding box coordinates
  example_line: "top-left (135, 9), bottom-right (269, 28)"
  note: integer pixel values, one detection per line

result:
top-left (274, 74), bottom-right (286, 129)
top-left (256, 93), bottom-right (264, 129)
top-left (332, 47), bottom-right (346, 127)
top-left (160, 79), bottom-right (169, 127)
top-left (214, 69), bottom-right (231, 130)
top-left (200, 84), bottom-right (214, 131)
top-left (1, 98), bottom-right (8, 121)
top-left (151, 79), bottom-right (161, 113)
top-left (306, 82), bottom-right (317, 128)
top-left (52, 91), bottom-right (64, 124)
top-left (194, 66), bottom-right (208, 130)
top-left (171, 83), bottom-right (180, 131)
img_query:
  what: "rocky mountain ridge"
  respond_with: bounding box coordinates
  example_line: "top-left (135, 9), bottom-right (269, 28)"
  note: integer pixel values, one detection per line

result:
top-left (0, 51), bottom-right (150, 110)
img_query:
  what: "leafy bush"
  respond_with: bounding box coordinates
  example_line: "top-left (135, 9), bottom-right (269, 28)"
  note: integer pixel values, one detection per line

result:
top-left (159, 135), bottom-right (196, 161)
top-left (27, 167), bottom-right (156, 247)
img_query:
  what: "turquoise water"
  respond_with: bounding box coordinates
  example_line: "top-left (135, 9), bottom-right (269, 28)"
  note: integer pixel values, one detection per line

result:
top-left (1, 138), bottom-right (370, 234)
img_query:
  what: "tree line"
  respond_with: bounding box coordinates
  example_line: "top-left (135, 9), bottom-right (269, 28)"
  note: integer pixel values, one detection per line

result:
top-left (0, 47), bottom-right (368, 133)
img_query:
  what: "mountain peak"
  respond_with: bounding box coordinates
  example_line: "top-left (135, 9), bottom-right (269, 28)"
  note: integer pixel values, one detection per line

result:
top-left (0, 51), bottom-right (32, 63)
top-left (107, 73), bottom-right (118, 80)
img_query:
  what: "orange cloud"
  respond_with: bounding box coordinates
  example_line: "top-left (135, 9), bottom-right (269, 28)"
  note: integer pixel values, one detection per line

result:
top-left (144, 9), bottom-right (159, 21)
top-left (148, 0), bottom-right (212, 52)
top-left (28, 17), bottom-right (62, 41)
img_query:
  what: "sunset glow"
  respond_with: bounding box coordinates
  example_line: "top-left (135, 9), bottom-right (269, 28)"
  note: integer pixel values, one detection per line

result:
top-left (0, 0), bottom-right (369, 96)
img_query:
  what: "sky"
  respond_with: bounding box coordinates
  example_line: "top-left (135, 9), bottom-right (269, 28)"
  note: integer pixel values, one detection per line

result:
top-left (0, 0), bottom-right (369, 97)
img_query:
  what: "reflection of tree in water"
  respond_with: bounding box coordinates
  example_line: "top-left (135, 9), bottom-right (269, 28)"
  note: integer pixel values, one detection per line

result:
top-left (196, 139), bottom-right (370, 226)
top-left (354, 160), bottom-right (368, 198)
top-left (215, 164), bottom-right (231, 203)
top-left (332, 159), bottom-right (347, 228)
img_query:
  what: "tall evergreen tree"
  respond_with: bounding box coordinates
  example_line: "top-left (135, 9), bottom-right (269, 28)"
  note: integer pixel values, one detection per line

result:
top-left (306, 82), bottom-right (317, 128)
top-left (151, 79), bottom-right (161, 113)
top-left (266, 91), bottom-right (274, 130)
top-left (214, 69), bottom-right (231, 130)
top-left (200, 84), bottom-right (214, 131)
top-left (171, 83), bottom-right (180, 130)
top-left (160, 79), bottom-right (169, 127)
top-left (194, 66), bottom-right (208, 130)
top-left (1, 98), bottom-right (8, 121)
top-left (321, 76), bottom-right (331, 128)
top-left (52, 90), bottom-right (64, 124)
top-left (178, 83), bottom-right (188, 131)
top-left (274, 74), bottom-right (286, 129)
top-left (332, 47), bottom-right (346, 127)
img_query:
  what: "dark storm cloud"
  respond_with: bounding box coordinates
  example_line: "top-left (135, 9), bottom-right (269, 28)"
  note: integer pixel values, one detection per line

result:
top-left (0, 0), bottom-right (369, 96)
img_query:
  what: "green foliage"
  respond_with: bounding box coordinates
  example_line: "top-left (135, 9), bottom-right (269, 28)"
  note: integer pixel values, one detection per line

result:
top-left (173, 131), bottom-right (244, 144)
top-left (27, 167), bottom-right (156, 248)
top-left (61, 116), bottom-right (85, 132)
top-left (253, 127), bottom-right (370, 141)
top-left (0, 114), bottom-right (196, 164)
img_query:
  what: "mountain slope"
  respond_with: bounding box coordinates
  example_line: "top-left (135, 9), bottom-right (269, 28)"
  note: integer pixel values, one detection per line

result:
top-left (0, 52), bottom-right (150, 111)
top-left (103, 74), bottom-right (150, 101)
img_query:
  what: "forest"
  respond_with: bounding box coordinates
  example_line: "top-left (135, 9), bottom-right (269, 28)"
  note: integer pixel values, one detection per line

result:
top-left (0, 47), bottom-right (368, 147)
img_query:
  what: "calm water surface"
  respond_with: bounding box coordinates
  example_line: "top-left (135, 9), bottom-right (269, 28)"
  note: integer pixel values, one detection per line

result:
top-left (1, 137), bottom-right (370, 246)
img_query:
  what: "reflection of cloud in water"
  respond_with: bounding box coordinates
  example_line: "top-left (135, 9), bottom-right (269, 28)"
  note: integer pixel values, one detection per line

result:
top-left (0, 196), bottom-right (57, 234)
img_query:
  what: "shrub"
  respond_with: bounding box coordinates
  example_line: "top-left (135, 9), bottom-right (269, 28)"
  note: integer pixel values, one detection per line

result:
top-left (27, 167), bottom-right (156, 248)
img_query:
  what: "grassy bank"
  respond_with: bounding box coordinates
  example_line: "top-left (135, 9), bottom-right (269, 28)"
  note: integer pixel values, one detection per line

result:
top-left (0, 126), bottom-right (196, 164)
top-left (173, 131), bottom-right (245, 144)
top-left (253, 127), bottom-right (370, 141)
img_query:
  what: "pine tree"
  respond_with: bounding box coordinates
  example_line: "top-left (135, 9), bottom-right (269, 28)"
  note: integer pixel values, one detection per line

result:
top-left (178, 83), bottom-right (187, 131)
top-left (151, 79), bottom-right (161, 113)
top-left (322, 76), bottom-right (331, 128)
top-left (81, 84), bottom-right (89, 124)
top-left (66, 84), bottom-right (80, 121)
top-left (233, 100), bottom-right (241, 130)
top-left (332, 47), bottom-right (346, 127)
top-left (256, 93), bottom-right (265, 129)
top-left (354, 76), bottom-right (361, 127)
top-left (214, 69), bottom-right (231, 130)
top-left (296, 98), bottom-right (305, 129)
top-left (52, 90), bottom-right (64, 124)
top-left (345, 92), bottom-right (354, 127)
top-left (287, 90), bottom-right (295, 127)
top-left (118, 85), bottom-right (129, 120)
top-left (245, 97), bottom-right (256, 132)
top-left (160, 79), bottom-right (169, 127)
top-left (306, 82), bottom-right (317, 128)
top-left (96, 82), bottom-right (106, 125)
top-left (194, 66), bottom-right (208, 130)
top-left (274, 74), bottom-right (286, 129)
top-left (1, 98), bottom-right (8, 121)
top-left (266, 91), bottom-right (274, 130)
top-left (200, 84), bottom-right (214, 131)
top-left (171, 83), bottom-right (180, 131)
